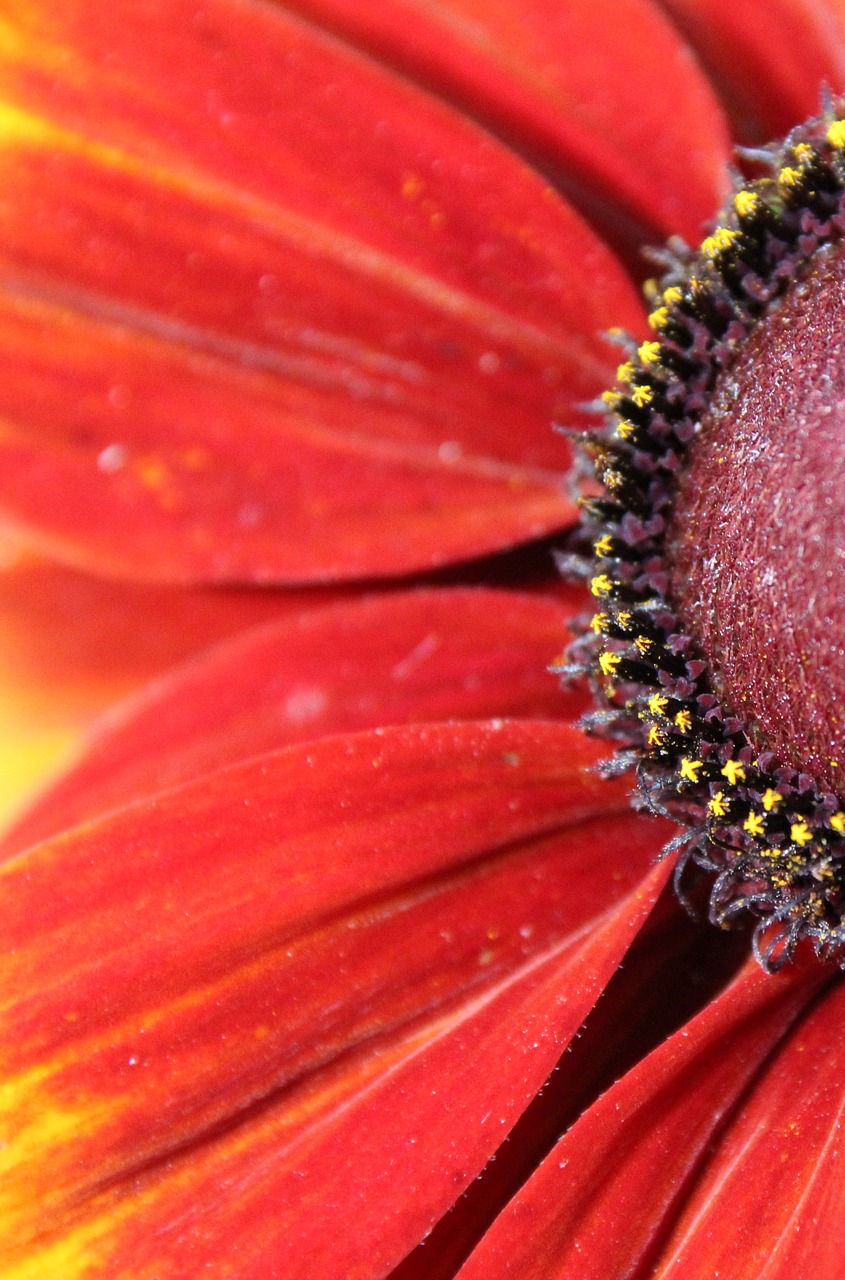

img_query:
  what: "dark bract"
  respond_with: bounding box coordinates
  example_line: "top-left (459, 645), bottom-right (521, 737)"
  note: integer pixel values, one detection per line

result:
top-left (575, 111), bottom-right (845, 968)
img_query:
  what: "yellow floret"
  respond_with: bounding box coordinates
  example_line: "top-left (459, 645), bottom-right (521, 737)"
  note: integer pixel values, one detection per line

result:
top-left (701, 226), bottom-right (740, 258)
top-left (637, 340), bottom-right (662, 366)
top-left (743, 812), bottom-right (766, 837)
top-left (790, 821), bottom-right (813, 847)
top-left (721, 759), bottom-right (746, 785)
top-left (827, 119), bottom-right (845, 149)
top-left (734, 189), bottom-right (761, 219)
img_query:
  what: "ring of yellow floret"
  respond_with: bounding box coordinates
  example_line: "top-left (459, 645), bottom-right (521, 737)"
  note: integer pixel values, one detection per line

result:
top-left (567, 110), bottom-right (845, 970)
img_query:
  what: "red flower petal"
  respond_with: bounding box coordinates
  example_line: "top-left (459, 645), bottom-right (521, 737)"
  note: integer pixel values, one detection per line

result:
top-left (0, 719), bottom-right (669, 1275)
top-left (0, 549), bottom-right (339, 826)
top-left (0, 0), bottom-right (643, 583)
top-left (657, 0), bottom-right (845, 142)
top-left (283, 0), bottom-right (732, 252)
top-left (391, 890), bottom-right (749, 1279)
top-left (652, 973), bottom-right (845, 1278)
top-left (2, 586), bottom-right (588, 855)
top-left (0, 553), bottom-right (335, 707)
top-left (455, 959), bottom-right (824, 1280)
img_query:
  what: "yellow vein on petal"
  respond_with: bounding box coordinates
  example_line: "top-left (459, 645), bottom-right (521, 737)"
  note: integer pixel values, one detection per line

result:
top-left (0, 279), bottom-right (565, 484)
top-left (0, 267), bottom-right (434, 395)
top-left (0, 883), bottom-right (650, 1278)
top-left (0, 102), bottom-right (606, 374)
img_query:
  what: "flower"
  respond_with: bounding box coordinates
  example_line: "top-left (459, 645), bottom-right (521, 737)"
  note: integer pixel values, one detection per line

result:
top-left (2, 2), bottom-right (845, 1276)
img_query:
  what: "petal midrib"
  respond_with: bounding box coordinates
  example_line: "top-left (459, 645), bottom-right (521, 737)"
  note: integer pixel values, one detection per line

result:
top-left (0, 102), bottom-right (606, 373)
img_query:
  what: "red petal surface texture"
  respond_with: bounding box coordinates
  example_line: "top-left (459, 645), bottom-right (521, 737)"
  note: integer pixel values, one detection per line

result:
top-left (657, 0), bottom-right (845, 142)
top-left (1, 586), bottom-right (588, 856)
top-left (284, 0), bottom-right (732, 253)
top-left (456, 960), bottom-right (826, 1280)
top-left (653, 975), bottom-right (845, 1279)
top-left (389, 892), bottom-right (749, 1280)
top-left (0, 719), bottom-right (669, 1278)
top-left (0, 0), bottom-right (644, 583)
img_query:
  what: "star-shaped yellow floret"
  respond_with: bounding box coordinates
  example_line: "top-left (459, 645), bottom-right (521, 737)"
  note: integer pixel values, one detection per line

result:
top-left (701, 227), bottom-right (740, 258)
top-left (637, 340), bottom-right (662, 365)
top-left (721, 760), bottom-right (746, 785)
top-left (708, 792), bottom-right (728, 818)
top-left (743, 812), bottom-right (766, 837)
top-left (647, 693), bottom-right (669, 717)
top-left (734, 189), bottom-right (761, 219)
top-left (827, 119), bottom-right (845, 149)
top-left (790, 821), bottom-right (813, 847)
top-left (598, 650), bottom-right (621, 677)
top-left (679, 757), bottom-right (704, 782)
top-left (761, 788), bottom-right (783, 812)
top-left (674, 709), bottom-right (692, 734)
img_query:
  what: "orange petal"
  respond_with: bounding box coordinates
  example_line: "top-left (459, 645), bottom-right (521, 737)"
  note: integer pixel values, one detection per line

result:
top-left (284, 0), bottom-right (732, 253)
top-left (0, 719), bottom-right (669, 1276)
top-left (0, 0), bottom-right (643, 583)
top-left (0, 548), bottom-right (338, 828)
top-left (2, 585), bottom-right (589, 855)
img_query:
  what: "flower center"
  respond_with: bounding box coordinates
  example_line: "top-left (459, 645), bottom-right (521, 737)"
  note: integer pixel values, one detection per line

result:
top-left (668, 241), bottom-right (845, 796)
top-left (570, 110), bottom-right (845, 967)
